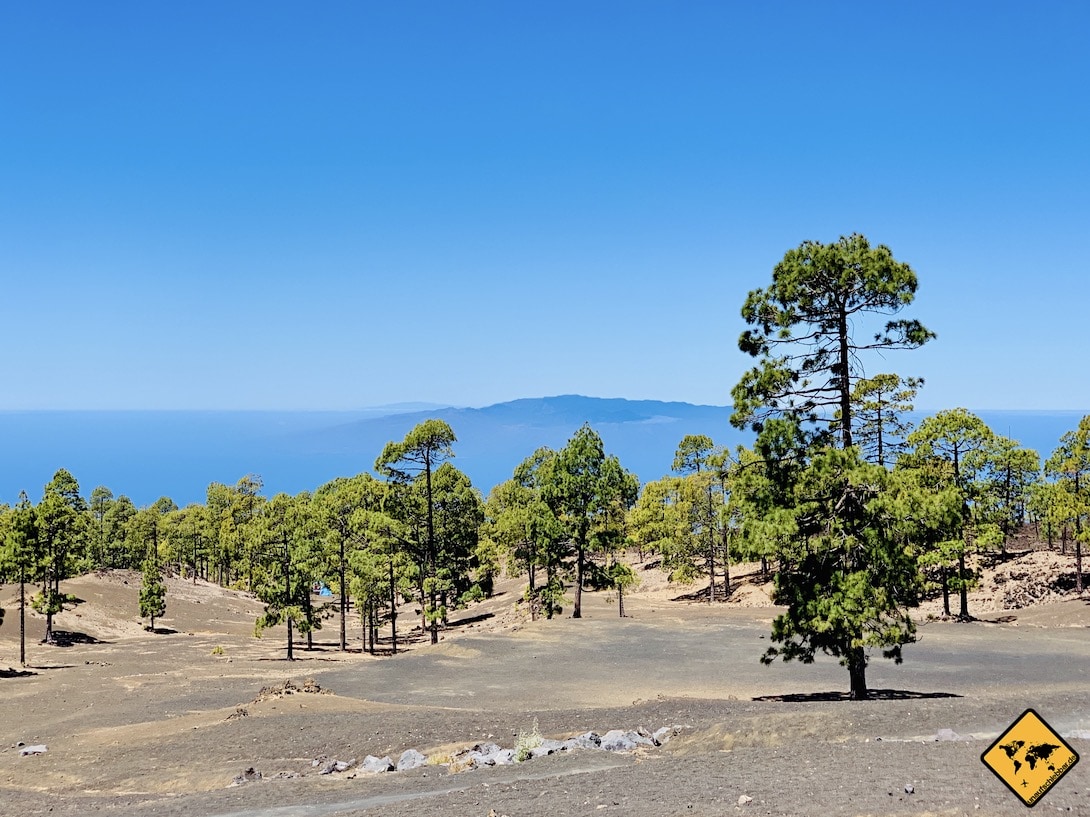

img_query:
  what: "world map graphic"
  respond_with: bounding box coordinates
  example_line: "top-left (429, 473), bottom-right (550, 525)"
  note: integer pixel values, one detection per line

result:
top-left (998, 739), bottom-right (1062, 776)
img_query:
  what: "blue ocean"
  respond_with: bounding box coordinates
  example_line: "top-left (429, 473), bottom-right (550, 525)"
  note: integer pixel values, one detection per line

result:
top-left (0, 399), bottom-right (1084, 507)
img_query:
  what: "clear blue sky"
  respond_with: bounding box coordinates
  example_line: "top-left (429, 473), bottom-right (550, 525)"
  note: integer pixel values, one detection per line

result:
top-left (2, 2), bottom-right (1087, 411)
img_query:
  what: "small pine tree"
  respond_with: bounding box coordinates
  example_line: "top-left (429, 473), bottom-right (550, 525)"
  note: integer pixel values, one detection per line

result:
top-left (607, 560), bottom-right (639, 618)
top-left (140, 557), bottom-right (166, 631)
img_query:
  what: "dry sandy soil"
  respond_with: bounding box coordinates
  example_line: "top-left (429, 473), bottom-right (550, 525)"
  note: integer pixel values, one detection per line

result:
top-left (2, 549), bottom-right (1090, 817)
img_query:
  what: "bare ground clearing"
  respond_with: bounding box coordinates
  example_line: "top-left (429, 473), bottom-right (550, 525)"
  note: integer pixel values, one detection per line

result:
top-left (2, 552), bottom-right (1090, 816)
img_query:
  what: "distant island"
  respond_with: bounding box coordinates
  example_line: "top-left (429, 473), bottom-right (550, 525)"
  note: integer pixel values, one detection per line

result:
top-left (0, 396), bottom-right (1083, 506)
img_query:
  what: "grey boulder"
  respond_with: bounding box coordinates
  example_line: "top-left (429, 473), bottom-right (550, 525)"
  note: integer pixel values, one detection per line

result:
top-left (562, 732), bottom-right (602, 751)
top-left (600, 730), bottom-right (652, 752)
top-left (360, 755), bottom-right (394, 773)
top-left (397, 749), bottom-right (427, 771)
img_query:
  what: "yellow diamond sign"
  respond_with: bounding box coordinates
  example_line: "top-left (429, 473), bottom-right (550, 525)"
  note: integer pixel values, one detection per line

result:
top-left (982, 709), bottom-right (1080, 807)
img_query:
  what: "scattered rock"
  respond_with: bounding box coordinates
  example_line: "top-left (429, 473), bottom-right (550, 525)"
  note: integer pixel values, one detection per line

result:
top-left (268, 771), bottom-right (300, 780)
top-left (396, 749), bottom-right (427, 771)
top-left (316, 758), bottom-right (355, 775)
top-left (341, 723), bottom-right (678, 778)
top-left (230, 767), bottom-right (262, 786)
top-left (562, 732), bottom-right (602, 751)
top-left (226, 707), bottom-right (249, 721)
top-left (252, 678), bottom-right (328, 704)
top-left (450, 750), bottom-right (485, 771)
top-left (360, 755), bottom-right (394, 773)
top-left (630, 730), bottom-right (656, 747)
top-left (934, 728), bottom-right (962, 741)
top-left (600, 729), bottom-right (651, 751)
top-left (19, 744), bottom-right (47, 756)
top-left (600, 730), bottom-right (637, 752)
top-left (653, 727), bottom-right (675, 745)
top-left (738, 794), bottom-right (753, 805)
top-left (530, 738), bottom-right (567, 758)
top-left (905, 784), bottom-right (915, 794)
top-left (636, 726), bottom-right (661, 746)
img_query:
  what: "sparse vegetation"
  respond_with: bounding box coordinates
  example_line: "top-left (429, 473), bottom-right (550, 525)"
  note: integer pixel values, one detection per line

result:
top-left (1, 239), bottom-right (1088, 704)
top-left (514, 717), bottom-right (543, 762)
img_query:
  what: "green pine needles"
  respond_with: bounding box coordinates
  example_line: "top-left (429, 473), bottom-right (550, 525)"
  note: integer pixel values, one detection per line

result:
top-left (732, 235), bottom-right (934, 699)
top-left (139, 557), bottom-right (166, 631)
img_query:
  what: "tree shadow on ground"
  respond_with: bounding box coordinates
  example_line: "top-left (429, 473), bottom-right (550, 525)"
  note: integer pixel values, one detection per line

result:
top-left (145, 627), bottom-right (179, 635)
top-left (0, 668), bottom-right (38, 678)
top-left (753, 689), bottom-right (962, 702)
top-left (48, 630), bottom-right (110, 646)
top-left (670, 567), bottom-right (772, 604)
top-left (670, 587), bottom-right (730, 603)
top-left (448, 611), bottom-right (496, 627)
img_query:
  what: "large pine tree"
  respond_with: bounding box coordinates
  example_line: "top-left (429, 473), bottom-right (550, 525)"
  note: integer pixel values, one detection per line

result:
top-left (730, 235), bottom-right (933, 699)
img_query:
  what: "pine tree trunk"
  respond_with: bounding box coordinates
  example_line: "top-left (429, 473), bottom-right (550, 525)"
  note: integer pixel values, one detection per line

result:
top-left (19, 570), bottom-right (26, 666)
top-left (418, 578), bottom-right (427, 632)
top-left (389, 560), bottom-right (398, 656)
top-left (304, 593), bottom-right (314, 650)
top-left (545, 562), bottom-right (555, 620)
top-left (339, 538), bottom-right (347, 651)
top-left (573, 542), bottom-right (584, 618)
top-left (941, 568), bottom-right (950, 617)
top-left (528, 563), bottom-right (537, 621)
top-left (848, 647), bottom-right (869, 700)
top-left (362, 603), bottom-right (369, 654)
top-left (958, 554), bottom-right (970, 618)
top-left (44, 569), bottom-right (55, 644)
top-left (708, 542), bottom-right (716, 604)
top-left (723, 525), bottom-right (732, 598)
top-left (1077, 541), bottom-right (1084, 594)
top-left (368, 602), bottom-right (375, 653)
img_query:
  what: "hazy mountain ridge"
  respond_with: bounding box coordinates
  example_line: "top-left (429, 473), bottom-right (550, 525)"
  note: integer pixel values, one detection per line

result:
top-left (300, 395), bottom-right (741, 498)
top-left (0, 397), bottom-right (1084, 507)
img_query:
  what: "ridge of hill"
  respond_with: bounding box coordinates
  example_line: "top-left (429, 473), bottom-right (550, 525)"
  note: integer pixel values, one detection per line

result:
top-left (299, 394), bottom-right (742, 495)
